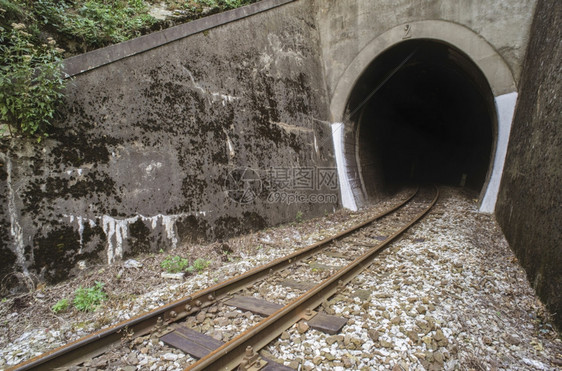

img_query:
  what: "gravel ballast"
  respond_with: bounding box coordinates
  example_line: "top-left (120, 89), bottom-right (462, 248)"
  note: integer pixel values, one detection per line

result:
top-left (1, 187), bottom-right (560, 370)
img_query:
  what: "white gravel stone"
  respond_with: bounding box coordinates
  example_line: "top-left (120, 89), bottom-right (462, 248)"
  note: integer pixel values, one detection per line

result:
top-left (162, 353), bottom-right (178, 361)
top-left (262, 189), bottom-right (562, 370)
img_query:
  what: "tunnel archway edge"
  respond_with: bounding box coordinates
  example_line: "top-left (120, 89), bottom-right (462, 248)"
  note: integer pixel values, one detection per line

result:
top-left (329, 20), bottom-right (518, 213)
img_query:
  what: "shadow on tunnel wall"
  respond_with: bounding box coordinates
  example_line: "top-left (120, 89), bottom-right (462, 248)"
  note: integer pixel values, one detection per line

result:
top-left (344, 39), bottom-right (496, 202)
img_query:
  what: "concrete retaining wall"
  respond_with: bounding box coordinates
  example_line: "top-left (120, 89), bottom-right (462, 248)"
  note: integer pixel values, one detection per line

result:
top-left (495, 1), bottom-right (562, 330)
top-left (0, 0), bottom-right (337, 287)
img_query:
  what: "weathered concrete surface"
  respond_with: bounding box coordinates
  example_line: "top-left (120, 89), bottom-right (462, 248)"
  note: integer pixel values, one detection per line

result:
top-left (314, 0), bottom-right (536, 101)
top-left (0, 0), bottom-right (336, 288)
top-left (495, 1), bottom-right (562, 330)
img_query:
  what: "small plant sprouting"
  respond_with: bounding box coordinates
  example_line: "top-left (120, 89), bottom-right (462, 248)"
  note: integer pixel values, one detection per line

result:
top-left (160, 255), bottom-right (190, 273)
top-left (186, 258), bottom-right (211, 274)
top-left (52, 298), bottom-right (69, 313)
top-left (160, 256), bottom-right (210, 274)
top-left (220, 249), bottom-right (236, 262)
top-left (73, 281), bottom-right (107, 312)
top-left (296, 211), bottom-right (303, 223)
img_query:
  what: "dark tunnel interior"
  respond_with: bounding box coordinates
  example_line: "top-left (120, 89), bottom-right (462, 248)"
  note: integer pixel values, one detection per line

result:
top-left (346, 39), bottom-right (496, 198)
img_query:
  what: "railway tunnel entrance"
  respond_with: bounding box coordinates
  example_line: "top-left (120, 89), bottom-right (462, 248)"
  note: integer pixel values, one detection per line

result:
top-left (343, 39), bottom-right (496, 202)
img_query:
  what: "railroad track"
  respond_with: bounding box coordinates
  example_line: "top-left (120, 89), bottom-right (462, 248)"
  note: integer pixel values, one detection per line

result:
top-left (11, 186), bottom-right (438, 371)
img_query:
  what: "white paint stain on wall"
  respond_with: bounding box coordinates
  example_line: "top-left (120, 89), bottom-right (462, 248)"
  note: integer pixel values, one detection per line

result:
top-left (65, 169), bottom-right (84, 176)
top-left (1, 153), bottom-right (29, 274)
top-left (66, 212), bottom-right (207, 264)
top-left (183, 66), bottom-right (239, 106)
top-left (68, 215), bottom-right (96, 254)
top-left (480, 91), bottom-right (518, 213)
top-left (332, 123), bottom-right (357, 211)
top-left (226, 135), bottom-right (235, 158)
top-left (145, 161), bottom-right (163, 175)
top-left (313, 133), bottom-right (319, 155)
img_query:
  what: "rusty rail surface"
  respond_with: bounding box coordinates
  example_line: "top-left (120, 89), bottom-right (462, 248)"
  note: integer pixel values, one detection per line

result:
top-left (186, 186), bottom-right (439, 370)
top-left (10, 189), bottom-right (418, 371)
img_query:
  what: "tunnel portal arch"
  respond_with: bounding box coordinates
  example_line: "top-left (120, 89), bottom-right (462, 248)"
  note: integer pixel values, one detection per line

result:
top-left (330, 20), bottom-right (518, 212)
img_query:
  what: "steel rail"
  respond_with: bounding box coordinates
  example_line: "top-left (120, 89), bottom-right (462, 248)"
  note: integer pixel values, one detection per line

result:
top-left (10, 188), bottom-right (418, 371)
top-left (185, 186), bottom-right (439, 371)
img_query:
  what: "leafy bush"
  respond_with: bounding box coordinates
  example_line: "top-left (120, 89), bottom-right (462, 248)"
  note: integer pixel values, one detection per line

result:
top-left (52, 298), bottom-right (69, 313)
top-left (295, 210), bottom-right (303, 223)
top-left (0, 0), bottom-right (25, 19)
top-left (161, 255), bottom-right (190, 273)
top-left (1, 1), bottom-right (260, 56)
top-left (33, 0), bottom-right (157, 49)
top-left (0, 22), bottom-right (66, 139)
top-left (73, 281), bottom-right (107, 312)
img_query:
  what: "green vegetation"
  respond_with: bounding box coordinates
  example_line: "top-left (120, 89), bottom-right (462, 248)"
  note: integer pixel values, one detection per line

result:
top-left (220, 249), bottom-right (235, 262)
top-left (0, 0), bottom-right (260, 55)
top-left (161, 255), bottom-right (211, 274)
top-left (0, 0), bottom-right (258, 140)
top-left (180, 0), bottom-right (255, 12)
top-left (187, 257), bottom-right (211, 273)
top-left (0, 1), bottom-right (157, 53)
top-left (0, 0), bottom-right (257, 140)
top-left (295, 210), bottom-right (303, 223)
top-left (33, 0), bottom-right (158, 51)
top-left (0, 21), bottom-right (65, 139)
top-left (51, 298), bottom-right (69, 313)
top-left (73, 281), bottom-right (107, 312)
top-left (160, 255), bottom-right (190, 273)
